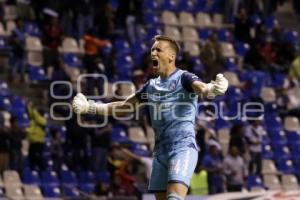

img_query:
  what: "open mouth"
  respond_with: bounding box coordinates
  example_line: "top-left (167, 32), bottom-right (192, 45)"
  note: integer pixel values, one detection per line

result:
top-left (152, 60), bottom-right (158, 67)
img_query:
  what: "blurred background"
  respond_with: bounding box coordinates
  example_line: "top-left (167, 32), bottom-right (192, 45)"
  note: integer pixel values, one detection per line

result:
top-left (0, 0), bottom-right (300, 199)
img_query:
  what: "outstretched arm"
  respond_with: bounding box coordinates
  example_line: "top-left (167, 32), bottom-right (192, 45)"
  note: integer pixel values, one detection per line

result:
top-left (182, 73), bottom-right (229, 98)
top-left (72, 93), bottom-right (140, 116)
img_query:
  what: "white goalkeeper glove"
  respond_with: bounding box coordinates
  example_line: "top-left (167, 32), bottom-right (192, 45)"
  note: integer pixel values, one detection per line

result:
top-left (206, 74), bottom-right (229, 99)
top-left (72, 92), bottom-right (110, 115)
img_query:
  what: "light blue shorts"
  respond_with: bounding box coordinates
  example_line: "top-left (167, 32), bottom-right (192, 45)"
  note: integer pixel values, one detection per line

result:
top-left (148, 146), bottom-right (198, 192)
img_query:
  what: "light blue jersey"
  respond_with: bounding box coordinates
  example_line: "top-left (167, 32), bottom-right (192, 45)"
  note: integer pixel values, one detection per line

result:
top-left (136, 69), bottom-right (199, 155)
top-left (136, 68), bottom-right (200, 191)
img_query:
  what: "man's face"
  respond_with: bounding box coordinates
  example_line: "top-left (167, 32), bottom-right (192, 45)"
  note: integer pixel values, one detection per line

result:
top-left (151, 40), bottom-right (174, 75)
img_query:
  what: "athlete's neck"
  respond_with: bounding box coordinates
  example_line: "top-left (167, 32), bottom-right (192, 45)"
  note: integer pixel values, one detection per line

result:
top-left (160, 65), bottom-right (177, 79)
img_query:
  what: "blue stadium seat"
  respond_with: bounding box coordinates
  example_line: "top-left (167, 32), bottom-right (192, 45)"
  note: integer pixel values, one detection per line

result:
top-left (269, 131), bottom-right (287, 146)
top-left (79, 171), bottom-right (95, 184)
top-left (42, 185), bottom-right (61, 198)
top-left (0, 81), bottom-right (11, 98)
top-left (283, 30), bottom-right (298, 43)
top-left (285, 131), bottom-right (300, 145)
top-left (143, 0), bottom-right (160, 11)
top-left (22, 168), bottom-right (40, 185)
top-left (224, 58), bottom-right (238, 71)
top-left (264, 16), bottom-right (279, 31)
top-left (79, 183), bottom-right (95, 194)
top-left (178, 0), bottom-right (196, 12)
top-left (272, 145), bottom-right (291, 160)
top-left (262, 145), bottom-right (273, 159)
top-left (10, 96), bottom-right (27, 117)
top-left (198, 28), bottom-right (212, 40)
top-left (0, 97), bottom-right (11, 111)
top-left (218, 29), bottom-right (232, 42)
top-left (29, 66), bottom-right (48, 81)
top-left (247, 175), bottom-right (264, 189)
top-left (143, 12), bottom-right (161, 26)
top-left (190, 57), bottom-right (204, 75)
top-left (24, 22), bottom-right (42, 37)
top-left (275, 158), bottom-right (295, 174)
top-left (132, 42), bottom-right (148, 66)
top-left (146, 27), bottom-right (163, 41)
top-left (111, 125), bottom-right (129, 143)
top-left (161, 0), bottom-right (179, 12)
top-left (0, 37), bottom-right (11, 52)
top-left (95, 171), bottom-right (110, 184)
top-left (234, 42), bottom-right (250, 57)
top-left (250, 14), bottom-right (262, 26)
top-left (131, 143), bottom-right (151, 157)
top-left (194, 0), bottom-right (206, 12)
top-left (60, 170), bottom-right (78, 186)
top-left (63, 53), bottom-right (83, 69)
top-left (62, 186), bottom-right (80, 198)
top-left (41, 170), bottom-right (60, 187)
top-left (114, 39), bottom-right (131, 55)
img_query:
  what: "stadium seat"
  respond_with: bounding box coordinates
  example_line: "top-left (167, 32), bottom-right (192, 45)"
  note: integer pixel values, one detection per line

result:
top-left (263, 174), bottom-right (282, 190)
top-left (164, 26), bottom-right (181, 41)
top-left (27, 52), bottom-right (43, 66)
top-left (23, 185), bottom-right (44, 200)
top-left (0, 97), bottom-right (11, 111)
top-left (262, 159), bottom-right (278, 174)
top-left (223, 71), bottom-right (241, 87)
top-left (183, 42), bottom-right (201, 56)
top-left (196, 12), bottom-right (213, 28)
top-left (178, 0), bottom-right (195, 12)
top-left (60, 37), bottom-right (80, 54)
top-left (182, 27), bottom-right (199, 42)
top-left (273, 145), bottom-right (291, 160)
top-left (79, 183), bottom-right (95, 194)
top-left (262, 145), bottom-right (274, 159)
top-left (161, 0), bottom-right (179, 11)
top-left (247, 175), bottom-right (264, 189)
top-left (41, 170), bottom-right (60, 187)
top-left (115, 39), bottom-right (131, 55)
top-left (146, 27), bottom-right (163, 41)
top-left (221, 42), bottom-right (236, 58)
top-left (63, 53), bottom-right (82, 69)
top-left (95, 171), bottom-right (110, 183)
top-left (234, 42), bottom-right (250, 57)
top-left (143, 0), bottom-right (160, 11)
top-left (143, 12), bottom-right (161, 26)
top-left (22, 168), bottom-right (40, 185)
top-left (217, 29), bottom-right (232, 42)
top-left (24, 22), bottom-right (42, 37)
top-left (260, 87), bottom-right (276, 103)
top-left (281, 174), bottom-right (299, 190)
top-left (79, 171), bottom-right (95, 184)
top-left (60, 170), bottom-right (78, 187)
top-left (128, 127), bottom-right (148, 143)
top-left (25, 36), bottom-right (42, 52)
top-left (275, 159), bottom-right (295, 174)
top-left (198, 28), bottom-right (213, 41)
top-left (3, 170), bottom-right (22, 187)
top-left (29, 65), bottom-right (48, 81)
top-left (5, 185), bottom-right (24, 200)
top-left (179, 12), bottom-right (196, 26)
top-left (111, 125), bottom-right (128, 143)
top-left (284, 117), bottom-right (300, 132)
top-left (161, 11), bottom-right (179, 26)
top-left (42, 185), bottom-right (61, 198)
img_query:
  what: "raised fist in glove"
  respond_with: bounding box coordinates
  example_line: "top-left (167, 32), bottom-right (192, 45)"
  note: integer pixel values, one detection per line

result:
top-left (207, 74), bottom-right (229, 98)
top-left (72, 93), bottom-right (95, 114)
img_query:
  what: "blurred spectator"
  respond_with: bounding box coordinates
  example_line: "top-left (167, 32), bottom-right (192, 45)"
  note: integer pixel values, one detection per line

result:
top-left (288, 50), bottom-right (300, 80)
top-left (195, 124), bottom-right (206, 169)
top-left (9, 18), bottom-right (26, 83)
top-left (224, 0), bottom-right (244, 23)
top-left (293, 0), bottom-right (300, 17)
top-left (26, 102), bottom-right (47, 170)
top-left (91, 122), bottom-right (112, 172)
top-left (116, 159), bottom-right (136, 195)
top-left (16, 0), bottom-right (36, 21)
top-left (190, 168), bottom-right (208, 195)
top-left (42, 14), bottom-right (63, 76)
top-left (244, 42), bottom-right (267, 70)
top-left (93, 1), bottom-right (115, 38)
top-left (94, 180), bottom-right (111, 197)
top-left (0, 117), bottom-right (10, 173)
top-left (120, 147), bottom-right (153, 181)
top-left (178, 51), bottom-right (194, 73)
top-left (223, 146), bottom-right (247, 192)
top-left (234, 8), bottom-right (253, 44)
top-left (245, 119), bottom-right (264, 175)
top-left (83, 29), bottom-right (110, 95)
top-left (202, 144), bottom-right (224, 194)
top-left (116, 0), bottom-right (142, 44)
top-left (50, 129), bottom-right (63, 171)
top-left (200, 32), bottom-right (224, 82)
top-left (229, 122), bottom-right (248, 160)
top-left (73, 0), bottom-right (93, 38)
top-left (8, 117), bottom-right (26, 173)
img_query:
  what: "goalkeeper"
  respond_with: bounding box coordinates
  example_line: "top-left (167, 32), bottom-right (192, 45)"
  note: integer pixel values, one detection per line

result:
top-left (72, 35), bottom-right (228, 200)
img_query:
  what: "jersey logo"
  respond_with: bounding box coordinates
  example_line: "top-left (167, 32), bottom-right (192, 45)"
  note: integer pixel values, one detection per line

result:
top-left (169, 80), bottom-right (177, 90)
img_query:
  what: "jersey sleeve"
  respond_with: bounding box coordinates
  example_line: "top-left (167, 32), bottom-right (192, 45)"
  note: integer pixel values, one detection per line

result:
top-left (135, 81), bottom-right (149, 103)
top-left (181, 72), bottom-right (201, 93)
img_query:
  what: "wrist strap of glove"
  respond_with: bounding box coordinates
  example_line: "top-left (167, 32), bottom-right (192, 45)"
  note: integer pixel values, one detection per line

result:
top-left (88, 100), bottom-right (97, 114)
top-left (206, 82), bottom-right (216, 99)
